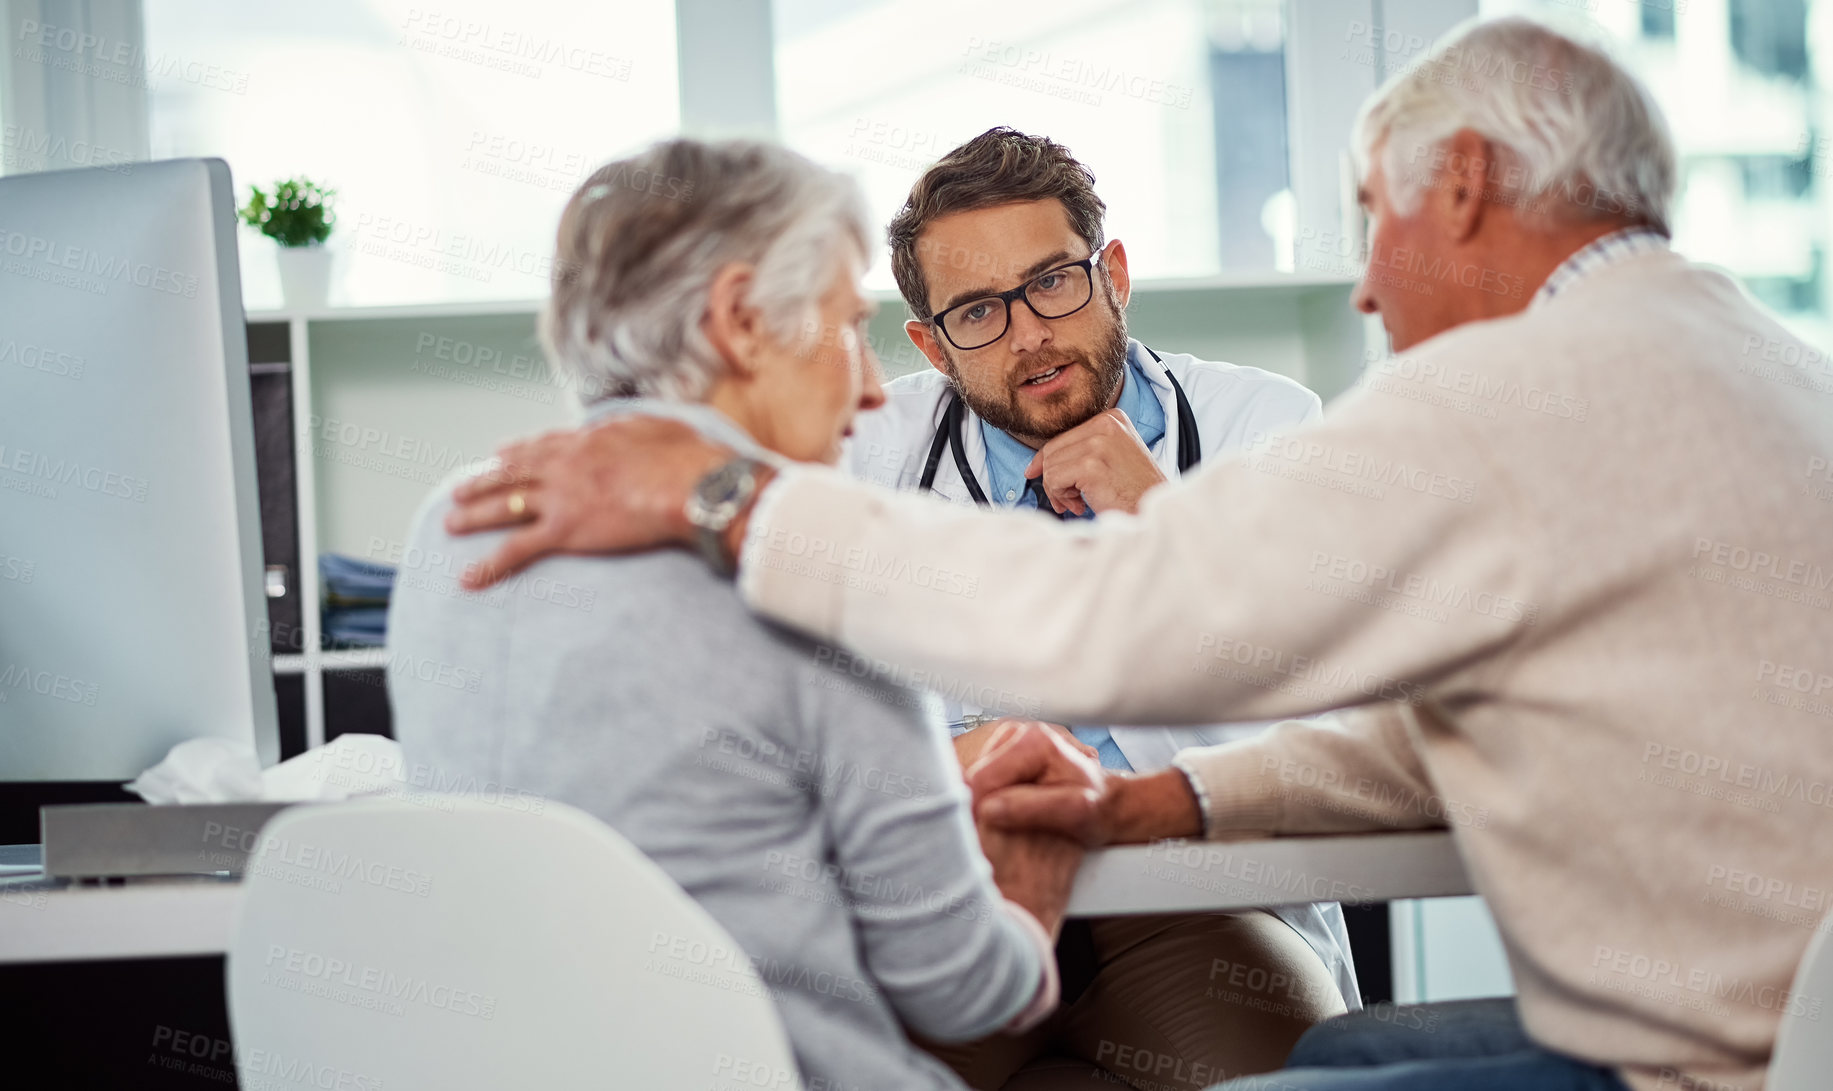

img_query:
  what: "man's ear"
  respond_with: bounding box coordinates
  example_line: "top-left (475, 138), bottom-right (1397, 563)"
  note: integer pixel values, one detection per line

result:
top-left (702, 262), bottom-right (764, 377)
top-left (1433, 128), bottom-right (1493, 244)
top-left (1102, 239), bottom-right (1131, 309)
top-left (906, 318), bottom-right (953, 377)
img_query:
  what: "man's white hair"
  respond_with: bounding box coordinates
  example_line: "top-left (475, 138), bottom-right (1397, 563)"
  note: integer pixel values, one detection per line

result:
top-left (1354, 16), bottom-right (1677, 235)
top-left (542, 139), bottom-right (871, 404)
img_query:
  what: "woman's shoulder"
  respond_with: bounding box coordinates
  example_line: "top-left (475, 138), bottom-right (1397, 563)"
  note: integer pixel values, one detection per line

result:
top-left (772, 629), bottom-right (949, 742)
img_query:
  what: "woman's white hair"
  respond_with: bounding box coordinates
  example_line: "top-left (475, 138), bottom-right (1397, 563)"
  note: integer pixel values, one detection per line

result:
top-left (1354, 15), bottom-right (1677, 235)
top-left (541, 139), bottom-right (871, 404)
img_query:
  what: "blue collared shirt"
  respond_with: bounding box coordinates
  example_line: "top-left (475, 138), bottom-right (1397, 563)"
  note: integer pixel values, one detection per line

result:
top-left (977, 345), bottom-right (1167, 768)
top-left (979, 347), bottom-right (1167, 519)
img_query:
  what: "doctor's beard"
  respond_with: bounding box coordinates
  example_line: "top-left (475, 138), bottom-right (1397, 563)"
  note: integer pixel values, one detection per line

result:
top-left (940, 306), bottom-right (1131, 447)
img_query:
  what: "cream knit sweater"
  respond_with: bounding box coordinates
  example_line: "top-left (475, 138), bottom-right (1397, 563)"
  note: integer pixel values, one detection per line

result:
top-left (738, 248), bottom-right (1833, 1091)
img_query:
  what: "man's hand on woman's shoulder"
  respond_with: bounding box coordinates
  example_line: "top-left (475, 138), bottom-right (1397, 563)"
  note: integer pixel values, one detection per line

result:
top-left (444, 417), bottom-right (742, 588)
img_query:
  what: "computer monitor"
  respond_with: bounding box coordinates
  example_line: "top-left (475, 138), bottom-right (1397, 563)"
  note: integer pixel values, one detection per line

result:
top-left (0, 158), bottom-right (278, 814)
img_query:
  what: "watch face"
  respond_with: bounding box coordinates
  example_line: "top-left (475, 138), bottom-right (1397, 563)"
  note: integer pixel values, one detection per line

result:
top-left (704, 463), bottom-right (748, 505)
top-left (689, 458), bottom-right (758, 529)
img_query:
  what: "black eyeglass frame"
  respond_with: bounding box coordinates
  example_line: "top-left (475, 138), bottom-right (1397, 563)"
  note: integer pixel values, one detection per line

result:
top-left (928, 251), bottom-right (1104, 351)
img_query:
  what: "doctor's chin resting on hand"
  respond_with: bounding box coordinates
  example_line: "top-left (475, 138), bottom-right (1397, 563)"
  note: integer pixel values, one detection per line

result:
top-left (448, 18), bottom-right (1833, 1091)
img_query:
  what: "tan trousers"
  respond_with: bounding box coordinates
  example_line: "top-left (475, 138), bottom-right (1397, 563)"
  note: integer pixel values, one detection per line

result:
top-left (921, 910), bottom-right (1348, 1091)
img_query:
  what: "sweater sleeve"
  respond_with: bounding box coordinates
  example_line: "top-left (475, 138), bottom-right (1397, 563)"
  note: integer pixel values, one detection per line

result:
top-left (740, 373), bottom-right (1539, 729)
top-left (794, 648), bottom-right (1049, 1043)
top-left (1170, 704), bottom-right (1472, 837)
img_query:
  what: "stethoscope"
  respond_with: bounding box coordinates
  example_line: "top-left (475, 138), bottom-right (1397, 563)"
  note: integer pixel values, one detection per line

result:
top-left (917, 346), bottom-right (1202, 503)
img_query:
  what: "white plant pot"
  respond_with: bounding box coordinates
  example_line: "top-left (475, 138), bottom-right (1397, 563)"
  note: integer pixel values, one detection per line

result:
top-left (276, 244), bottom-right (333, 310)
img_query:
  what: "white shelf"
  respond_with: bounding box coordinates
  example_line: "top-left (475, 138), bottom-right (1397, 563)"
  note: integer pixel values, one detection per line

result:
top-left (242, 272), bottom-right (1359, 325)
top-left (869, 271), bottom-right (1358, 308)
top-left (273, 648), bottom-right (389, 676)
top-left (872, 270), bottom-right (1357, 304)
top-left (245, 298), bottom-right (542, 324)
top-left (1127, 271), bottom-right (1359, 294)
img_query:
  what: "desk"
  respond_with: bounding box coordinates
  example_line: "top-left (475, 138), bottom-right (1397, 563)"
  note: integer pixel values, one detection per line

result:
top-left (0, 877), bottom-right (242, 964)
top-left (1067, 830), bottom-right (1471, 916)
top-left (0, 831), bottom-right (1470, 965)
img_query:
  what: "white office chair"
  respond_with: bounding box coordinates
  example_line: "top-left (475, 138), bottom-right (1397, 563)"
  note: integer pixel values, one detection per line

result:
top-left (1767, 911), bottom-right (1833, 1091)
top-left (226, 797), bottom-right (799, 1089)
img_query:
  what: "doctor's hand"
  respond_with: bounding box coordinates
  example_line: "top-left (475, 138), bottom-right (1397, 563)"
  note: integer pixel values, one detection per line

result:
top-left (1025, 409), bottom-right (1167, 517)
top-left (444, 416), bottom-right (750, 589)
top-left (953, 720), bottom-right (1097, 770)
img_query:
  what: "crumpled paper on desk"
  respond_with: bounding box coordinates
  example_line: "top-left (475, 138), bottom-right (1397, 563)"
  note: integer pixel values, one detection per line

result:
top-left (125, 734), bottom-right (406, 804)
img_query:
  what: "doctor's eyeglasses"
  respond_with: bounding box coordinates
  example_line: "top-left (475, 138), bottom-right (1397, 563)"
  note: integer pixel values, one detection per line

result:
top-left (930, 253), bottom-right (1102, 351)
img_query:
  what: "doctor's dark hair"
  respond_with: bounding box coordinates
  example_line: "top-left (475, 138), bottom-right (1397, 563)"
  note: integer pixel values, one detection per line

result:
top-left (888, 127), bottom-right (1107, 321)
top-left (541, 139), bottom-right (870, 403)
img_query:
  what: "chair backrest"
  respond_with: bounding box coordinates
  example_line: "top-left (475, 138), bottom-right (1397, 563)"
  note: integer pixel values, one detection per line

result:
top-left (1766, 912), bottom-right (1833, 1091)
top-left (227, 797), bottom-right (799, 1090)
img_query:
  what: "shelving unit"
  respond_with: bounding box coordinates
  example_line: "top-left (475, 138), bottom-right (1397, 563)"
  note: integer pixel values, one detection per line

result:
top-left (271, 648), bottom-right (391, 676)
top-left (249, 271), bottom-right (1372, 751)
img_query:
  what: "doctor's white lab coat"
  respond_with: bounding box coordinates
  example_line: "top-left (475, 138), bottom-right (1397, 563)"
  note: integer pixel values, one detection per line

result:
top-left (841, 338), bottom-right (1362, 1009)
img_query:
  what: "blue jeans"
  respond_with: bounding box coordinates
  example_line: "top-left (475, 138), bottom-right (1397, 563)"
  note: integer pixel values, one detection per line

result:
top-left (1208, 998), bottom-right (1630, 1091)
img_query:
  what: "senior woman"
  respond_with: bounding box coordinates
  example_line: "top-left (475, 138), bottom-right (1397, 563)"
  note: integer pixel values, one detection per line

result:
top-left (387, 140), bottom-right (1090, 1091)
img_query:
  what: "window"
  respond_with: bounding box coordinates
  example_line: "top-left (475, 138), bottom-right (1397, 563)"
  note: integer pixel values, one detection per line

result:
top-left (1482, 0), bottom-right (1828, 347)
top-left (143, 0), bottom-right (680, 309)
top-left (771, 0), bottom-right (1291, 289)
top-left (1208, 3), bottom-right (1292, 270)
top-left (1729, 0), bottom-right (1807, 81)
top-left (1639, 0), bottom-right (1676, 40)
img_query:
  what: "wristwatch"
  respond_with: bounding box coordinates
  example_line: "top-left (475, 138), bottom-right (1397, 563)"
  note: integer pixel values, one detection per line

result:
top-left (684, 456), bottom-right (766, 578)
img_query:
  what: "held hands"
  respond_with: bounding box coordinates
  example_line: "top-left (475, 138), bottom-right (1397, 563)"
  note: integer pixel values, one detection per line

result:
top-left (965, 721), bottom-right (1111, 846)
top-left (975, 813), bottom-right (1084, 940)
top-left (953, 719), bottom-right (1098, 769)
top-left (1024, 409), bottom-right (1168, 517)
top-left (443, 417), bottom-right (738, 589)
top-left (966, 721), bottom-right (1101, 936)
top-left (968, 722), bottom-right (1208, 847)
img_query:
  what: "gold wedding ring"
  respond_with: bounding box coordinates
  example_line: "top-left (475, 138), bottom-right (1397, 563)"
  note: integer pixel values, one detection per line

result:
top-left (507, 490), bottom-right (527, 518)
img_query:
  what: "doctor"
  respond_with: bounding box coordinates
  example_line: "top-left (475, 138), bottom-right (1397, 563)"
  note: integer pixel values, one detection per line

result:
top-left (846, 128), bottom-right (1357, 1087)
top-left (853, 128), bottom-right (1328, 775)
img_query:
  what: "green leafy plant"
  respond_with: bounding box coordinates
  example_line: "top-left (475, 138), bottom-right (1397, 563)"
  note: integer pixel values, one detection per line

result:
top-left (239, 177), bottom-right (336, 247)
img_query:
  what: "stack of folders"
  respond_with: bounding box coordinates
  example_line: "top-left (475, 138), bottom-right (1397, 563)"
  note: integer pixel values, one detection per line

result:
top-left (319, 553), bottom-right (397, 648)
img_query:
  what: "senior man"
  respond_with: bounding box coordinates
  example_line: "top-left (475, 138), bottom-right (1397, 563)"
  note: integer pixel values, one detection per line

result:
top-left (850, 126), bottom-right (1353, 1087)
top-left (445, 17), bottom-right (1833, 1091)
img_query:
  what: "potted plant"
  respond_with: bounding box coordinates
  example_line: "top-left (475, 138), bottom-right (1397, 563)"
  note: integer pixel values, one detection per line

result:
top-left (240, 177), bottom-right (337, 309)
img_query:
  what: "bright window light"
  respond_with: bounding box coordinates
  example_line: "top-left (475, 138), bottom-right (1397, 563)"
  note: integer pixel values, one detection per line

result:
top-left (144, 0), bottom-right (680, 309)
